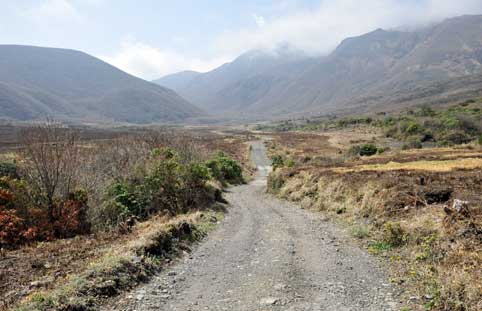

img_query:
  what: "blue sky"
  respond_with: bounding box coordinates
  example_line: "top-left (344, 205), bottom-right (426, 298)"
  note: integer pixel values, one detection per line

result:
top-left (2, 0), bottom-right (482, 79)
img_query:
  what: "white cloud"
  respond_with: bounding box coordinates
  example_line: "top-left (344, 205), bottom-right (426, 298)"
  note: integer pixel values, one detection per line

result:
top-left (20, 0), bottom-right (85, 25)
top-left (212, 0), bottom-right (482, 57)
top-left (253, 14), bottom-right (266, 28)
top-left (103, 0), bottom-right (482, 79)
top-left (101, 39), bottom-right (230, 80)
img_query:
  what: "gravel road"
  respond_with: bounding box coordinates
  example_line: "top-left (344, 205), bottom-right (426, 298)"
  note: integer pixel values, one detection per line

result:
top-left (106, 141), bottom-right (398, 311)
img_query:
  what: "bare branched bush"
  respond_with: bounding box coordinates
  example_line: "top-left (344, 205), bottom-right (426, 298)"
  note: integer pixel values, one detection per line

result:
top-left (141, 129), bottom-right (209, 164)
top-left (20, 121), bottom-right (80, 222)
top-left (10, 125), bottom-right (235, 234)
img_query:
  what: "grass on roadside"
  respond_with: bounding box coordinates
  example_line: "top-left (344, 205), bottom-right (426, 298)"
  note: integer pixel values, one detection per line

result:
top-left (268, 163), bottom-right (482, 311)
top-left (16, 209), bottom-right (224, 311)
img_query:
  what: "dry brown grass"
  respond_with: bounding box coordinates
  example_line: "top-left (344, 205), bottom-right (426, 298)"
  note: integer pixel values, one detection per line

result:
top-left (324, 127), bottom-right (381, 150)
top-left (266, 129), bottom-right (482, 311)
top-left (11, 210), bottom-right (223, 311)
top-left (270, 167), bottom-right (482, 310)
top-left (333, 157), bottom-right (482, 173)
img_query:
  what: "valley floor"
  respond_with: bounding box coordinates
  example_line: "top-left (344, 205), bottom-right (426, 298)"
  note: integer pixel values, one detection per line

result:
top-left (105, 141), bottom-right (399, 311)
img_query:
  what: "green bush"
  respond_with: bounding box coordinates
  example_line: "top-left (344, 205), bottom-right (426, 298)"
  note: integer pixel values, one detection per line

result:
top-left (402, 120), bottom-right (423, 136)
top-left (377, 147), bottom-right (389, 154)
top-left (271, 155), bottom-right (284, 170)
top-left (359, 144), bottom-right (378, 156)
top-left (206, 152), bottom-right (243, 184)
top-left (0, 162), bottom-right (17, 178)
top-left (382, 116), bottom-right (396, 127)
top-left (106, 181), bottom-right (145, 220)
top-left (383, 222), bottom-right (407, 247)
top-left (285, 158), bottom-right (295, 168)
top-left (101, 148), bottom-right (223, 226)
top-left (347, 144), bottom-right (378, 157)
top-left (336, 116), bottom-right (373, 128)
top-left (441, 115), bottom-right (460, 129)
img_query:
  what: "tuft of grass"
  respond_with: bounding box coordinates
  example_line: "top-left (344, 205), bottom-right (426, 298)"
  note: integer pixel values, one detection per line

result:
top-left (368, 241), bottom-right (392, 254)
top-left (383, 222), bottom-right (407, 247)
top-left (350, 225), bottom-right (370, 239)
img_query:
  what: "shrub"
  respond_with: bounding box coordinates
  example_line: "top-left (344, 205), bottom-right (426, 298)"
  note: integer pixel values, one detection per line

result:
top-left (420, 132), bottom-right (435, 142)
top-left (52, 190), bottom-right (91, 238)
top-left (271, 155), bottom-right (284, 170)
top-left (441, 115), bottom-right (460, 129)
top-left (206, 152), bottom-right (243, 184)
top-left (454, 114), bottom-right (481, 135)
top-left (106, 180), bottom-right (149, 221)
top-left (402, 137), bottom-right (423, 150)
top-left (0, 162), bottom-right (18, 178)
top-left (359, 144), bottom-right (378, 156)
top-left (442, 131), bottom-right (472, 145)
top-left (285, 159), bottom-right (295, 168)
top-left (0, 188), bottom-right (14, 207)
top-left (20, 122), bottom-right (80, 223)
top-left (377, 147), bottom-right (389, 154)
top-left (382, 116), bottom-right (396, 127)
top-left (461, 99), bottom-right (476, 105)
top-left (351, 225), bottom-right (370, 239)
top-left (384, 125), bottom-right (398, 138)
top-left (101, 148), bottom-right (225, 226)
top-left (336, 116), bottom-right (373, 128)
top-left (0, 208), bottom-right (26, 247)
top-left (185, 163), bottom-right (210, 187)
top-left (0, 184), bottom-right (52, 247)
top-left (383, 222), bottom-right (407, 247)
top-left (403, 120), bottom-right (423, 136)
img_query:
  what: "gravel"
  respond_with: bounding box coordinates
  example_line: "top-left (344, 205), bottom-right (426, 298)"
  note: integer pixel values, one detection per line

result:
top-left (105, 141), bottom-right (399, 311)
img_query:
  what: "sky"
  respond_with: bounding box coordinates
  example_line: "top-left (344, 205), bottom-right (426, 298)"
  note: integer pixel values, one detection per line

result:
top-left (2, 0), bottom-right (482, 80)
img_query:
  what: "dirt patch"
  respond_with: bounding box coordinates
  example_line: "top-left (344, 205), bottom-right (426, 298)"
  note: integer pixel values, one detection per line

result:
top-left (1, 233), bottom-right (125, 310)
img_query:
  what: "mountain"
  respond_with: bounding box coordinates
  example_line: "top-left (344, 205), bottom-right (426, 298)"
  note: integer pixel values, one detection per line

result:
top-left (155, 46), bottom-right (315, 114)
top-left (155, 15), bottom-right (482, 119)
top-left (0, 45), bottom-right (203, 123)
top-left (153, 70), bottom-right (201, 91)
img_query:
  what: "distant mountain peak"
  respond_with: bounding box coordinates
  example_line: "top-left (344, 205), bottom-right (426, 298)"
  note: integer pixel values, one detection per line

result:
top-left (153, 15), bottom-right (482, 120)
top-left (0, 45), bottom-right (203, 123)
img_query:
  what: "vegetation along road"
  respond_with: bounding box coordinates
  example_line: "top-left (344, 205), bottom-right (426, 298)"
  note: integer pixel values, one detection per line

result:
top-left (107, 140), bottom-right (398, 311)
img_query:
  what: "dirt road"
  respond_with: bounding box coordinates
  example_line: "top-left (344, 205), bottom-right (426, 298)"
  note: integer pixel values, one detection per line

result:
top-left (107, 141), bottom-right (398, 311)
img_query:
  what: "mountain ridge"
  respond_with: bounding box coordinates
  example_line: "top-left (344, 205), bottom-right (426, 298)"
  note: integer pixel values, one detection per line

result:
top-left (155, 15), bottom-right (482, 119)
top-left (0, 45), bottom-right (203, 124)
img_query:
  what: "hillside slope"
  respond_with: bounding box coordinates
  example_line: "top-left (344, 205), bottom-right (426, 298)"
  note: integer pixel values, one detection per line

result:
top-left (155, 15), bottom-right (482, 119)
top-left (155, 46), bottom-right (315, 114)
top-left (0, 45), bottom-right (203, 123)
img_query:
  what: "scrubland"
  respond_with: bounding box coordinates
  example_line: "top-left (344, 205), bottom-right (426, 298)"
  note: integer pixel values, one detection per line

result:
top-left (265, 102), bottom-right (482, 311)
top-left (0, 123), bottom-right (248, 310)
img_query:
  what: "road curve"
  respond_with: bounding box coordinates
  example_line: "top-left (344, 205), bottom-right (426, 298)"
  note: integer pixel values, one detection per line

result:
top-left (106, 140), bottom-right (398, 311)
